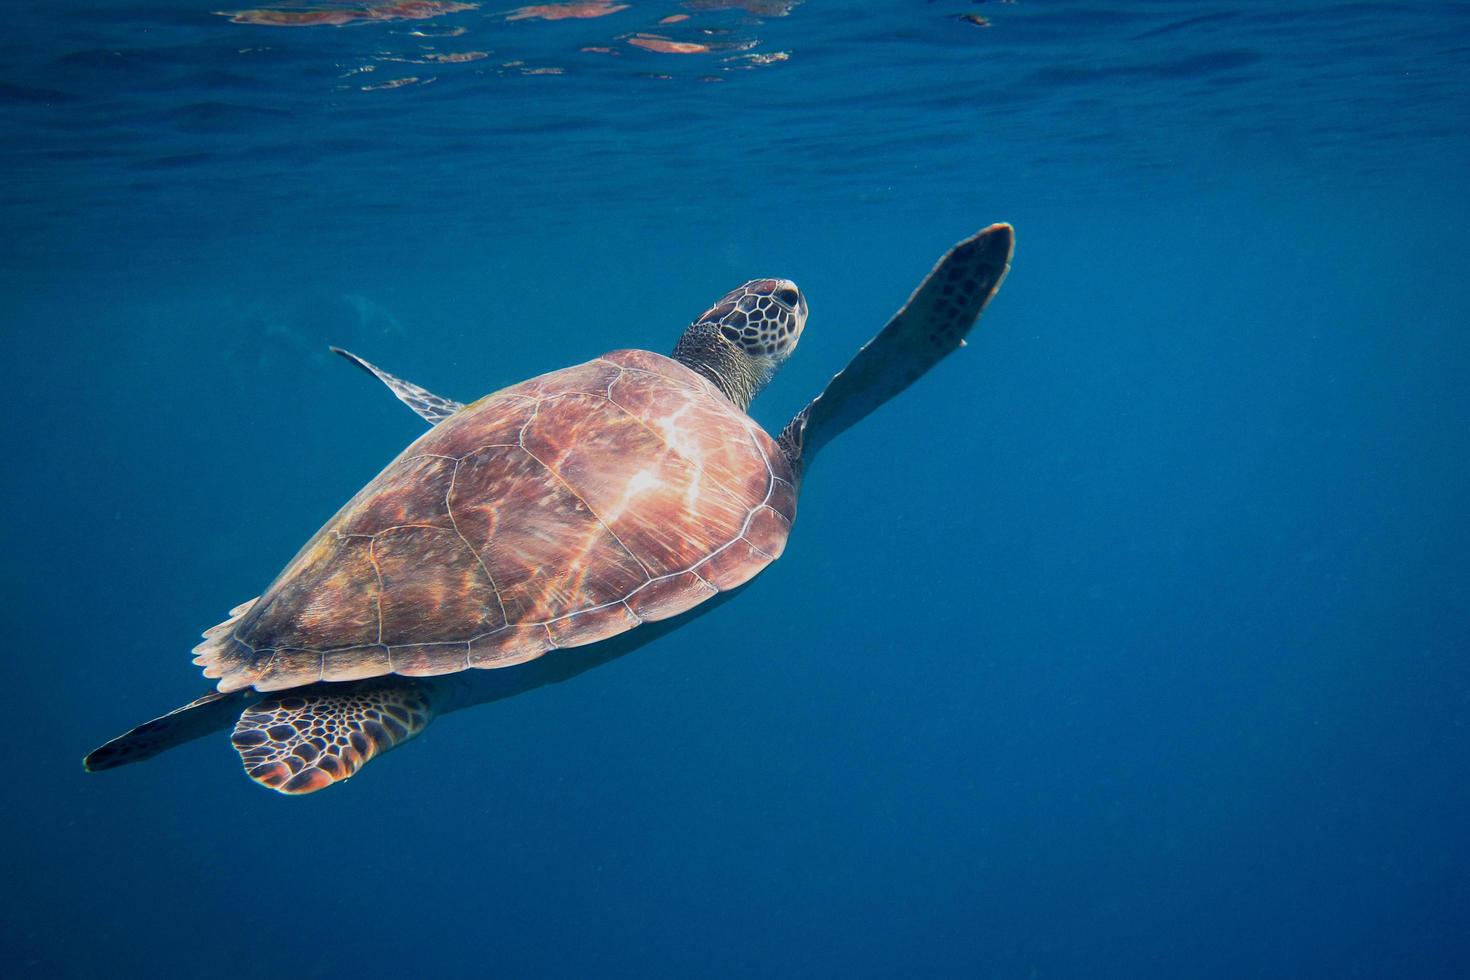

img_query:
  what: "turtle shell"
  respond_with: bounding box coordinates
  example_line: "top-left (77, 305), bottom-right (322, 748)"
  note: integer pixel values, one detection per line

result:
top-left (194, 349), bottom-right (797, 693)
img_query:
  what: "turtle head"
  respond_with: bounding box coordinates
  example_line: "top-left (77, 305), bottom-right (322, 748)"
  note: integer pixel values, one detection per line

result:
top-left (672, 278), bottom-right (808, 411)
top-left (698, 279), bottom-right (808, 362)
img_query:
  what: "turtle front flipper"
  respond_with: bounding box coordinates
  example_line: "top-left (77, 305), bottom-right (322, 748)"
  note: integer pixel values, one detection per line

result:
top-left (84, 690), bottom-right (250, 772)
top-left (778, 223), bottom-right (1014, 475)
top-left (330, 346), bottom-right (465, 425)
top-left (231, 679), bottom-right (434, 794)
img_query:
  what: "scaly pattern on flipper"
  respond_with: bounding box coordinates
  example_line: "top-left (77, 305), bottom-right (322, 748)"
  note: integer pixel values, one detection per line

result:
top-left (780, 223), bottom-right (1014, 474)
top-left (230, 680), bottom-right (433, 794)
top-left (332, 346), bottom-right (464, 425)
top-left (84, 690), bottom-right (248, 772)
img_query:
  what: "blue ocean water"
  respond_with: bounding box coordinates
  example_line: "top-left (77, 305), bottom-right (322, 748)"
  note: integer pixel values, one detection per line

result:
top-left (4, 1), bottom-right (1469, 976)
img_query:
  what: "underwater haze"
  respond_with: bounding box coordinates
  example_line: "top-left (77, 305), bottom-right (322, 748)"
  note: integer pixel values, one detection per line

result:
top-left (4, 1), bottom-right (1470, 977)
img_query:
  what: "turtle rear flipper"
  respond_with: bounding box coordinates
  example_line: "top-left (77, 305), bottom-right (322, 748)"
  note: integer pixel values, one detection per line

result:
top-left (330, 346), bottom-right (464, 425)
top-left (84, 690), bottom-right (248, 772)
top-left (779, 223), bottom-right (1013, 475)
top-left (231, 679), bottom-right (434, 794)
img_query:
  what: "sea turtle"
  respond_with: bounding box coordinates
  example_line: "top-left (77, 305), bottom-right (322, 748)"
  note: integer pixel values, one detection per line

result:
top-left (84, 224), bottom-right (1015, 794)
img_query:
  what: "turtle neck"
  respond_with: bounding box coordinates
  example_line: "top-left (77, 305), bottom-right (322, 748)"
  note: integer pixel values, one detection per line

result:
top-left (671, 323), bottom-right (767, 412)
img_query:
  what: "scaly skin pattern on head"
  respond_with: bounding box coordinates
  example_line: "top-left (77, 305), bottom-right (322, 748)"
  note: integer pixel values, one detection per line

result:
top-left (672, 278), bottom-right (808, 412)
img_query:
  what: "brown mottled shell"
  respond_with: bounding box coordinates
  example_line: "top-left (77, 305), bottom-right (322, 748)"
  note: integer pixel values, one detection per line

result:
top-left (194, 350), bottom-right (797, 693)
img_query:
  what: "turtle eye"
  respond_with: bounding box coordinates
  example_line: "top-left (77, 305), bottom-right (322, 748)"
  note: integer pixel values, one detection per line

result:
top-left (719, 325), bottom-right (741, 344)
top-left (776, 288), bottom-right (799, 307)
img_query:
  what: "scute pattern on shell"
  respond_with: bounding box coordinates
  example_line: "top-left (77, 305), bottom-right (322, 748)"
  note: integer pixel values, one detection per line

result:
top-left (193, 350), bottom-right (797, 693)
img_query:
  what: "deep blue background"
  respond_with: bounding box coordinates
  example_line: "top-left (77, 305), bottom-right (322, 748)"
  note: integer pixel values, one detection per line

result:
top-left (3, 2), bottom-right (1469, 977)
